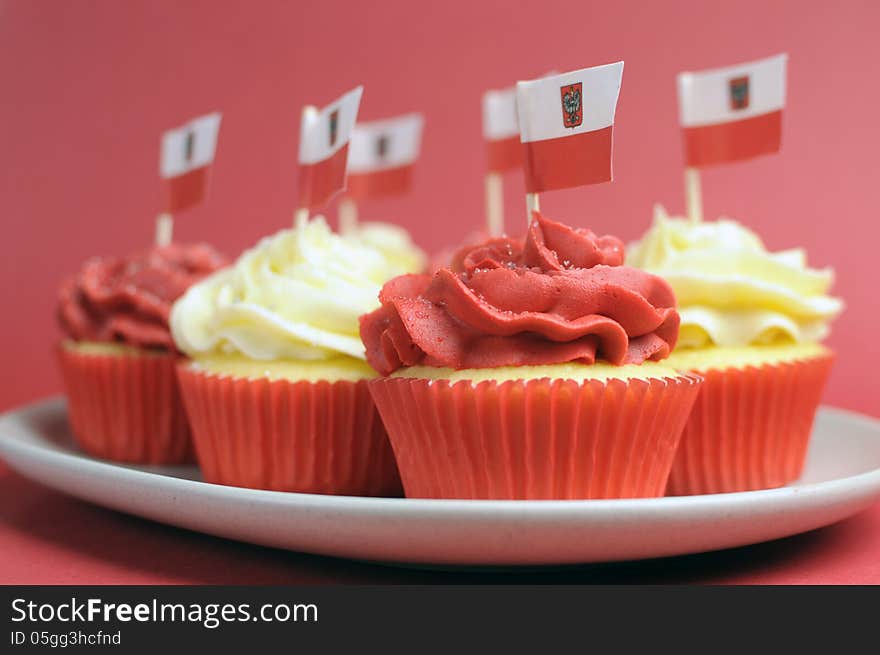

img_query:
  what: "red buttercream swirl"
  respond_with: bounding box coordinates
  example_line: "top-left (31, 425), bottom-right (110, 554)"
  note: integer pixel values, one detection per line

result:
top-left (360, 212), bottom-right (680, 376)
top-left (58, 243), bottom-right (227, 351)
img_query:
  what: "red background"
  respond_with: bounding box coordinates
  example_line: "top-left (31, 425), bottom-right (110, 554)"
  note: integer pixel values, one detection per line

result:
top-left (1, 0), bottom-right (877, 416)
top-left (1, 0), bottom-right (879, 583)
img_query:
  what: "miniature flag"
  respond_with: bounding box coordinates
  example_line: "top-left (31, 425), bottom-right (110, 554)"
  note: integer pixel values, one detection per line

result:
top-left (482, 86), bottom-right (521, 172)
top-left (346, 113), bottom-right (424, 200)
top-left (678, 53), bottom-right (787, 167)
top-left (297, 86), bottom-right (363, 209)
top-left (516, 62), bottom-right (624, 193)
top-left (159, 112), bottom-right (222, 213)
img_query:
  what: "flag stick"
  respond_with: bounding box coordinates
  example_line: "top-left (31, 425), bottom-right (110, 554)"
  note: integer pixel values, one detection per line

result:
top-left (293, 207), bottom-right (309, 228)
top-left (684, 167), bottom-right (703, 223)
top-left (154, 212), bottom-right (174, 247)
top-left (485, 172), bottom-right (504, 236)
top-left (294, 104), bottom-right (319, 229)
top-left (338, 197), bottom-right (358, 234)
top-left (525, 192), bottom-right (540, 223)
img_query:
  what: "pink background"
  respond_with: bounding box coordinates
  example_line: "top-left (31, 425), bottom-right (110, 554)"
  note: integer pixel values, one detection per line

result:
top-left (1, 0), bottom-right (877, 416)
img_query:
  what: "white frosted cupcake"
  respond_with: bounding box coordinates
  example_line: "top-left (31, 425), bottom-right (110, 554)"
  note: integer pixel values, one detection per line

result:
top-left (628, 206), bottom-right (843, 494)
top-left (171, 216), bottom-right (424, 495)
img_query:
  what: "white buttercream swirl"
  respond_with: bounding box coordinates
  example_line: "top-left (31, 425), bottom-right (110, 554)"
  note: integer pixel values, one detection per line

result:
top-left (626, 205), bottom-right (843, 348)
top-left (170, 216), bottom-right (423, 360)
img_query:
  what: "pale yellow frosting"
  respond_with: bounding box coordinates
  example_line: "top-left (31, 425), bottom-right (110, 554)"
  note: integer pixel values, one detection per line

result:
top-left (626, 206), bottom-right (843, 348)
top-left (344, 221), bottom-right (426, 277)
top-left (170, 216), bottom-right (422, 361)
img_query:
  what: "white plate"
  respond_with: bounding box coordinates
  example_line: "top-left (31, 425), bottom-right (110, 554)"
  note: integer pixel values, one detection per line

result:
top-left (1, 397), bottom-right (880, 567)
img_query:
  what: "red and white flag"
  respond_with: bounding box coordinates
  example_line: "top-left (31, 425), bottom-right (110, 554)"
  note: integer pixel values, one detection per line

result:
top-left (159, 112), bottom-right (222, 213)
top-left (678, 53), bottom-right (787, 167)
top-left (297, 86), bottom-right (363, 209)
top-left (482, 86), bottom-right (521, 172)
top-left (516, 62), bottom-right (624, 193)
top-left (346, 113), bottom-right (423, 200)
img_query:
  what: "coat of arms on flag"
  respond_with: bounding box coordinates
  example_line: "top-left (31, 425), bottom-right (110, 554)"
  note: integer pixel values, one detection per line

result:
top-left (560, 82), bottom-right (583, 128)
top-left (376, 134), bottom-right (389, 159)
top-left (329, 109), bottom-right (339, 147)
top-left (183, 131), bottom-right (195, 163)
top-left (729, 76), bottom-right (750, 110)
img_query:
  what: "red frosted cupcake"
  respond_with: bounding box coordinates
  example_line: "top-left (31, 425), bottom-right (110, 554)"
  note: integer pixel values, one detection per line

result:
top-left (360, 212), bottom-right (703, 500)
top-left (57, 242), bottom-right (226, 464)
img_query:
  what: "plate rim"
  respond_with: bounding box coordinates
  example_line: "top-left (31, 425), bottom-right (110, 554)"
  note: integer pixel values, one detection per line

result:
top-left (2, 394), bottom-right (880, 515)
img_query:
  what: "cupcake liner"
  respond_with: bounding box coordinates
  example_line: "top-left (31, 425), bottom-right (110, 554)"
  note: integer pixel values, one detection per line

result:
top-left (666, 352), bottom-right (834, 496)
top-left (368, 374), bottom-right (703, 500)
top-left (56, 344), bottom-right (193, 464)
top-left (176, 364), bottom-right (402, 496)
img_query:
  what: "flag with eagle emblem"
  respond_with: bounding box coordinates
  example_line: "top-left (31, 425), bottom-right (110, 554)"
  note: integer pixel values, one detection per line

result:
top-left (515, 62), bottom-right (623, 193)
top-left (297, 86), bottom-right (363, 209)
top-left (346, 113), bottom-right (424, 200)
top-left (678, 54), bottom-right (787, 167)
top-left (159, 112), bottom-right (222, 213)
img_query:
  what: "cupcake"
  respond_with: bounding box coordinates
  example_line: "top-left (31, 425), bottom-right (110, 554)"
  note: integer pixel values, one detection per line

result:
top-left (171, 216), bottom-right (424, 495)
top-left (360, 212), bottom-right (703, 500)
top-left (57, 242), bottom-right (227, 464)
top-left (627, 206), bottom-right (843, 494)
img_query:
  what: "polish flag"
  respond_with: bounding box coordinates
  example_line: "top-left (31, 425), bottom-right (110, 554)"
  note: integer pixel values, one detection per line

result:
top-left (346, 113), bottom-right (424, 200)
top-left (678, 53), bottom-right (787, 167)
top-left (516, 62), bottom-right (624, 193)
top-left (159, 112), bottom-right (222, 213)
top-left (297, 86), bottom-right (363, 209)
top-left (482, 86), bottom-right (521, 172)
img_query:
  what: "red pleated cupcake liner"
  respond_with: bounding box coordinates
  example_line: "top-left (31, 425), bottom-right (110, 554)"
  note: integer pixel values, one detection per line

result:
top-left (176, 364), bottom-right (402, 496)
top-left (666, 352), bottom-right (835, 496)
top-left (368, 374), bottom-right (703, 500)
top-left (56, 344), bottom-right (193, 464)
